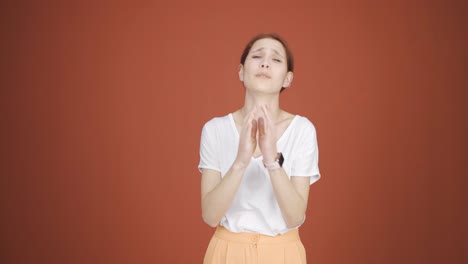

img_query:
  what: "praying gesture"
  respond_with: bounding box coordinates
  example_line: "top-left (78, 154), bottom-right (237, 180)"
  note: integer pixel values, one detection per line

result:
top-left (234, 105), bottom-right (278, 169)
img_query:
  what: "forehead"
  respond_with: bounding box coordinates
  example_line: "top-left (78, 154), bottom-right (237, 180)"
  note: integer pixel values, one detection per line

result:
top-left (250, 38), bottom-right (286, 56)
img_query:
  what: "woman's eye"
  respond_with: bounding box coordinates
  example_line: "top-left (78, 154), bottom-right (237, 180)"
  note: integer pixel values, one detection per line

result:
top-left (273, 58), bottom-right (282, 62)
top-left (252, 55), bottom-right (261, 59)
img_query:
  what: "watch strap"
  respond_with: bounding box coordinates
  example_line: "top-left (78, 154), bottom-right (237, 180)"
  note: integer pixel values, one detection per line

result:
top-left (263, 152), bottom-right (284, 170)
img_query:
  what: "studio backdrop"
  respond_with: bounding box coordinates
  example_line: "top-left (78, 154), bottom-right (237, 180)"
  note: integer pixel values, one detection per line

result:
top-left (2, 2), bottom-right (467, 264)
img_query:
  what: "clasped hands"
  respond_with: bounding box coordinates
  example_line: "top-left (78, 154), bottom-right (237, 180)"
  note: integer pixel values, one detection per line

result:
top-left (235, 105), bottom-right (278, 169)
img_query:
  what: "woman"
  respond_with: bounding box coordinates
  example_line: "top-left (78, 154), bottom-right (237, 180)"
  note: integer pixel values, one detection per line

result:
top-left (199, 33), bottom-right (320, 264)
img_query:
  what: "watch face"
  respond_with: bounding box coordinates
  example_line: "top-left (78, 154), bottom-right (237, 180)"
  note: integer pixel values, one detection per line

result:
top-left (278, 152), bottom-right (284, 167)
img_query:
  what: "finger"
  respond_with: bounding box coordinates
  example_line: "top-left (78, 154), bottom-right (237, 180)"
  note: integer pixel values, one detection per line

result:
top-left (242, 110), bottom-right (250, 125)
top-left (243, 107), bottom-right (257, 125)
top-left (258, 117), bottom-right (265, 137)
top-left (261, 105), bottom-right (272, 124)
top-left (251, 119), bottom-right (258, 140)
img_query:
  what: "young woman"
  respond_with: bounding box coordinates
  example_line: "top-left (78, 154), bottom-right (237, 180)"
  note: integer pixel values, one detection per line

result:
top-left (199, 33), bottom-right (320, 264)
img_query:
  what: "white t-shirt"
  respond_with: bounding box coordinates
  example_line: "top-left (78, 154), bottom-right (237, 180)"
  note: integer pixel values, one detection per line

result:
top-left (198, 113), bottom-right (320, 236)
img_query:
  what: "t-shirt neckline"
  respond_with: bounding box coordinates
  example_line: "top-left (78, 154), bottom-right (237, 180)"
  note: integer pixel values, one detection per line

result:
top-left (228, 113), bottom-right (299, 159)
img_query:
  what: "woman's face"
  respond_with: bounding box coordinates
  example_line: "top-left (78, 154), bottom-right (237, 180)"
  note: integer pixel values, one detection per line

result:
top-left (239, 38), bottom-right (293, 93)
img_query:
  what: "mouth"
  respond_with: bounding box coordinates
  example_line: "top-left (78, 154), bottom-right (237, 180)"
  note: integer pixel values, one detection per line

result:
top-left (255, 73), bottom-right (271, 79)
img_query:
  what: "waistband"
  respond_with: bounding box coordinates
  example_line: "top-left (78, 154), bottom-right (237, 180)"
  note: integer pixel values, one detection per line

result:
top-left (214, 226), bottom-right (301, 245)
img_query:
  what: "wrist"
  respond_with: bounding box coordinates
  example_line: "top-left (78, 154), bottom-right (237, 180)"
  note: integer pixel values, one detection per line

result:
top-left (262, 151), bottom-right (278, 164)
top-left (263, 152), bottom-right (284, 170)
top-left (232, 160), bottom-right (248, 171)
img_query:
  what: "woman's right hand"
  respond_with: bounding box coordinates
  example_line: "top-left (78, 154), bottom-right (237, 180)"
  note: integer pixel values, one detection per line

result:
top-left (233, 108), bottom-right (257, 169)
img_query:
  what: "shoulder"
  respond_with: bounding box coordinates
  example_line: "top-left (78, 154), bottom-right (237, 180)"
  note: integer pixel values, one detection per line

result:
top-left (202, 114), bottom-right (232, 131)
top-left (293, 115), bottom-right (317, 134)
top-left (280, 110), bottom-right (316, 131)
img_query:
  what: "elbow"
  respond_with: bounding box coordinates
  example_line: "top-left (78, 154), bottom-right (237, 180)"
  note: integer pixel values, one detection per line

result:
top-left (285, 215), bottom-right (306, 229)
top-left (201, 199), bottom-right (220, 228)
top-left (202, 212), bottom-right (220, 228)
top-left (203, 217), bottom-right (219, 228)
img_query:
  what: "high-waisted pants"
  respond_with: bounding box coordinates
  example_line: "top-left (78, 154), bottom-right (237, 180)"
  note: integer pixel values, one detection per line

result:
top-left (203, 226), bottom-right (307, 264)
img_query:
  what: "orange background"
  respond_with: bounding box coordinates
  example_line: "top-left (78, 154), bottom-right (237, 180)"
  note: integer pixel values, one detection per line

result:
top-left (2, 1), bottom-right (467, 264)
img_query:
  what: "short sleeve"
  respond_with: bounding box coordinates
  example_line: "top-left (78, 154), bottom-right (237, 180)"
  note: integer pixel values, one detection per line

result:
top-left (291, 120), bottom-right (320, 185)
top-left (198, 122), bottom-right (221, 173)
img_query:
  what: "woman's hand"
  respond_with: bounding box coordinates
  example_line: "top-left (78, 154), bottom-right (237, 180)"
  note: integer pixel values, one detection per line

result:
top-left (258, 105), bottom-right (278, 163)
top-left (233, 108), bottom-right (258, 169)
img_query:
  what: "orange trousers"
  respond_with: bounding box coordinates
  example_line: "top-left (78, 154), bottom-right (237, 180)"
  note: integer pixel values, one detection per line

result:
top-left (203, 226), bottom-right (307, 264)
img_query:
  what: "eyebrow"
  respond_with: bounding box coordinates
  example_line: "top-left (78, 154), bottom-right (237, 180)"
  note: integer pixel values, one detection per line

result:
top-left (251, 47), bottom-right (285, 58)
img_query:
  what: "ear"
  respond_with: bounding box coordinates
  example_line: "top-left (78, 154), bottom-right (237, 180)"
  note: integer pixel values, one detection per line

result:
top-left (282, 71), bottom-right (294, 88)
top-left (238, 64), bottom-right (244, 82)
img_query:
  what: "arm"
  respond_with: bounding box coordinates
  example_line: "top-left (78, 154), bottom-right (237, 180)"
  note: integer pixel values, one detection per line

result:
top-left (201, 165), bottom-right (246, 227)
top-left (269, 170), bottom-right (310, 228)
top-left (258, 105), bottom-right (311, 228)
top-left (201, 109), bottom-right (258, 227)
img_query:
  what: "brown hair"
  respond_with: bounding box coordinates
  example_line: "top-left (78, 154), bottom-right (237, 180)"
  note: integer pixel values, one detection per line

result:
top-left (240, 33), bottom-right (294, 92)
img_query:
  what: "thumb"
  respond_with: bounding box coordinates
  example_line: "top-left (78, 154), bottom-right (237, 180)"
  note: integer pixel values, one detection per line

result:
top-left (258, 117), bottom-right (265, 137)
top-left (251, 119), bottom-right (258, 140)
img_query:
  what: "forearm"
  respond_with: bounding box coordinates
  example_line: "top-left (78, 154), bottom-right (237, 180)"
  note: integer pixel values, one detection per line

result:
top-left (269, 168), bottom-right (308, 228)
top-left (201, 163), bottom-right (246, 227)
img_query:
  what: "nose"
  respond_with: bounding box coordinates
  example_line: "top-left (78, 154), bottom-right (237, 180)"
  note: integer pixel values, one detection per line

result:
top-left (261, 62), bottom-right (270, 68)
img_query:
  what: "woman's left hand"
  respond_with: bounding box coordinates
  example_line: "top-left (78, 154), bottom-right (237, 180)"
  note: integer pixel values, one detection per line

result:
top-left (258, 105), bottom-right (278, 163)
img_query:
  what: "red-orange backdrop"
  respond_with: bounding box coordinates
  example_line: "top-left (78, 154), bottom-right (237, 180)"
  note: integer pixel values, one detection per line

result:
top-left (2, 1), bottom-right (467, 264)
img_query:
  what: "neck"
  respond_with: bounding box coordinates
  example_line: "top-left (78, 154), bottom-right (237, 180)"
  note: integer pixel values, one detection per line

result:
top-left (241, 90), bottom-right (281, 121)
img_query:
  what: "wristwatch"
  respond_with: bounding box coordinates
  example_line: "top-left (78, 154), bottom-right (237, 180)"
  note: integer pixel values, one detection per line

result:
top-left (263, 152), bottom-right (284, 170)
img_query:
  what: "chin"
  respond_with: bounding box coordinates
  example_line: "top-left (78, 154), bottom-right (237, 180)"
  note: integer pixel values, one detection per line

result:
top-left (246, 82), bottom-right (278, 93)
top-left (256, 86), bottom-right (281, 94)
